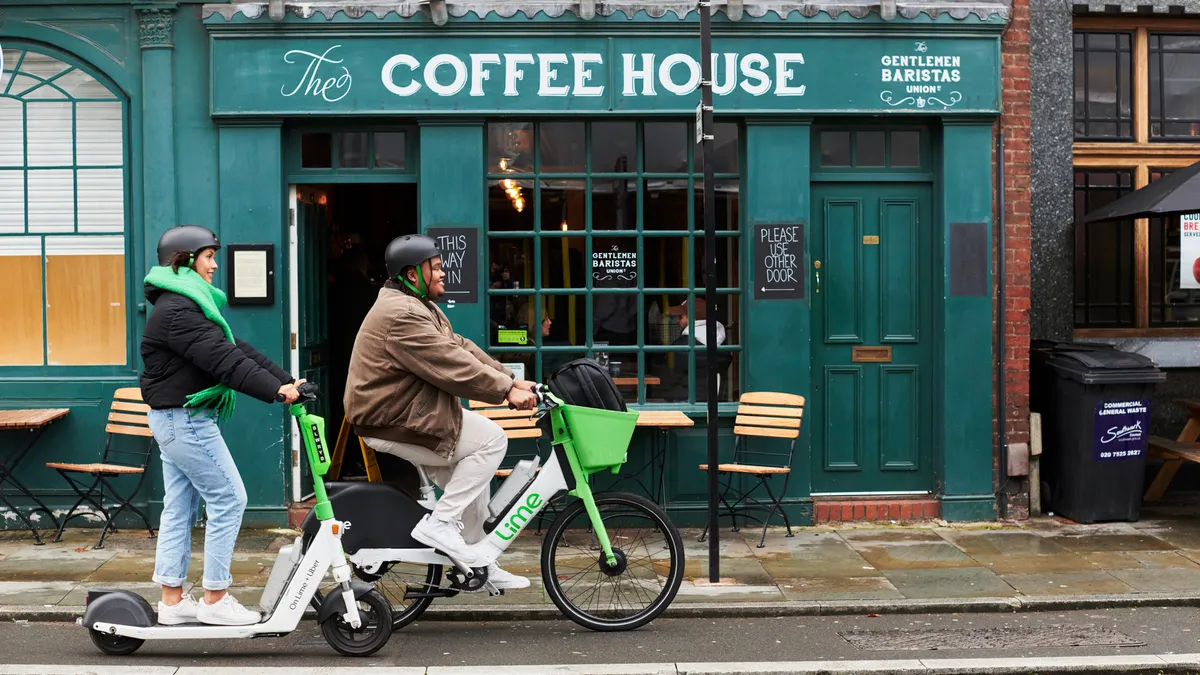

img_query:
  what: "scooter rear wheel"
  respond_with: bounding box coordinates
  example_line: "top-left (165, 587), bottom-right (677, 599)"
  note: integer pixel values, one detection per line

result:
top-left (319, 587), bottom-right (393, 657)
top-left (88, 628), bottom-right (144, 656)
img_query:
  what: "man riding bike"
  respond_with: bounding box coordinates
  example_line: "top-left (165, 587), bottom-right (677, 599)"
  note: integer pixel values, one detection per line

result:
top-left (344, 234), bottom-right (538, 590)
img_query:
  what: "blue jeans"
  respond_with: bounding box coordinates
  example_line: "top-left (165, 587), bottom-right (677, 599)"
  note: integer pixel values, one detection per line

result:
top-left (148, 408), bottom-right (248, 591)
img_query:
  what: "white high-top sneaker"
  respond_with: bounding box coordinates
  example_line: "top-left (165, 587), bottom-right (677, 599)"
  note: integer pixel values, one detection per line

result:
top-left (196, 592), bottom-right (261, 626)
top-left (157, 593), bottom-right (199, 625)
top-left (411, 514), bottom-right (476, 563)
top-left (486, 563), bottom-right (531, 590)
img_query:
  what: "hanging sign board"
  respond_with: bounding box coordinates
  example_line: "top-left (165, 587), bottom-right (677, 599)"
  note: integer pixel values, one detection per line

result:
top-left (428, 227), bottom-right (478, 304)
top-left (754, 223), bottom-right (804, 300)
top-left (1181, 213), bottom-right (1200, 290)
top-left (1093, 399), bottom-right (1149, 462)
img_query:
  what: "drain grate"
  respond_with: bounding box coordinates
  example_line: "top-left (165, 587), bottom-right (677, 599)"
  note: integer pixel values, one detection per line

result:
top-left (839, 625), bottom-right (1146, 651)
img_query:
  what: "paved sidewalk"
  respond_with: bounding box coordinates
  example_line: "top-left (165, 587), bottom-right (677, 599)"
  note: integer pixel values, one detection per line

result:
top-left (7, 500), bottom-right (1200, 620)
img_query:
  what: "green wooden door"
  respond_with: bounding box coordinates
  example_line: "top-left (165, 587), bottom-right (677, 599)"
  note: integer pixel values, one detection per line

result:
top-left (810, 183), bottom-right (934, 495)
top-left (296, 195), bottom-right (329, 500)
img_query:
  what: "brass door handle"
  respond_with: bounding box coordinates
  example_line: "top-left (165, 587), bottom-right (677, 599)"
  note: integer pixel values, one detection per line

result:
top-left (814, 260), bottom-right (821, 294)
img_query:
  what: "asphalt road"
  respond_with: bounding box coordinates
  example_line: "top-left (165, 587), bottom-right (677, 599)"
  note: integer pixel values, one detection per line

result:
top-left (2, 608), bottom-right (1200, 668)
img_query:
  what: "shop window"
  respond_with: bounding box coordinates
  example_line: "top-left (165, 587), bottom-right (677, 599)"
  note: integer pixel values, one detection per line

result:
top-left (1149, 34), bottom-right (1200, 140)
top-left (485, 121), bottom-right (742, 404)
top-left (0, 46), bottom-right (128, 366)
top-left (1073, 31), bottom-right (1135, 140)
top-left (1073, 169), bottom-right (1135, 328)
top-left (1071, 21), bottom-right (1200, 334)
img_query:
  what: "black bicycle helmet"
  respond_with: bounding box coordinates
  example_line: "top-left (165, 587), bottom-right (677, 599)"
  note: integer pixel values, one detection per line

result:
top-left (156, 225), bottom-right (220, 266)
top-left (384, 234), bottom-right (441, 299)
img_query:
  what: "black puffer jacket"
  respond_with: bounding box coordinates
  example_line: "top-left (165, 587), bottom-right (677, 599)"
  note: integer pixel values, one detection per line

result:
top-left (139, 283), bottom-right (292, 410)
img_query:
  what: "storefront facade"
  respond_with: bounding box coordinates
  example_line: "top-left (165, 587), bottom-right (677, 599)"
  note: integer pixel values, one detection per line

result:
top-left (0, 0), bottom-right (1011, 530)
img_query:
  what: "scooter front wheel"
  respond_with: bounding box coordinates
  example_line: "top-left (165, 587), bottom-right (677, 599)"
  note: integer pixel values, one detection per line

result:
top-left (319, 587), bottom-right (393, 657)
top-left (88, 628), bottom-right (144, 656)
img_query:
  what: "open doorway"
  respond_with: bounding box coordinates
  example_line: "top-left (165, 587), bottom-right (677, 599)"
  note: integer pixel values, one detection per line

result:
top-left (294, 183), bottom-right (418, 491)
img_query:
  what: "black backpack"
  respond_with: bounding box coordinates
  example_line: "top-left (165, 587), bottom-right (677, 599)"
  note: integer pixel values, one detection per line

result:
top-left (546, 358), bottom-right (627, 412)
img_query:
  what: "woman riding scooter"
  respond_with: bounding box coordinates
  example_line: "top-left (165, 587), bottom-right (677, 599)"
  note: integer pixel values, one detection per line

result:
top-left (344, 234), bottom-right (537, 589)
top-left (140, 225), bottom-right (302, 626)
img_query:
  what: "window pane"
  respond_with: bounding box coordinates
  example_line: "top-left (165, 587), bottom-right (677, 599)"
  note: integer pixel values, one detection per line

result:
top-left (76, 102), bottom-right (123, 166)
top-left (373, 132), bottom-right (406, 169)
top-left (0, 170), bottom-right (25, 233)
top-left (693, 179), bottom-right (740, 231)
top-left (591, 121), bottom-right (636, 173)
top-left (856, 131), bottom-right (886, 167)
top-left (301, 133), bottom-right (332, 169)
top-left (644, 179), bottom-right (690, 231)
top-left (1149, 36), bottom-right (1200, 140)
top-left (891, 131), bottom-right (921, 167)
top-left (697, 122), bottom-right (739, 175)
top-left (648, 350), bottom-right (691, 403)
top-left (1074, 31), bottom-right (1134, 140)
top-left (543, 294), bottom-right (587, 348)
top-left (77, 169), bottom-right (124, 233)
top-left (539, 122), bottom-right (585, 173)
top-left (542, 236), bottom-right (588, 289)
top-left (820, 131), bottom-right (851, 167)
top-left (1148, 169), bottom-right (1200, 325)
top-left (695, 235), bottom-right (740, 290)
top-left (645, 236), bottom-right (690, 288)
top-left (644, 121), bottom-right (689, 173)
top-left (0, 99), bottom-right (23, 168)
top-left (590, 236), bottom-right (638, 290)
top-left (1074, 169), bottom-right (1135, 327)
top-left (540, 179), bottom-right (585, 234)
top-left (45, 235), bottom-right (126, 365)
top-left (337, 132), bottom-right (369, 168)
top-left (27, 169), bottom-right (73, 233)
top-left (0, 237), bottom-right (44, 365)
top-left (488, 122), bottom-right (534, 174)
top-left (592, 293), bottom-right (639, 345)
top-left (488, 179), bottom-right (534, 232)
top-left (592, 176), bottom-right (636, 231)
top-left (26, 102), bottom-right (72, 167)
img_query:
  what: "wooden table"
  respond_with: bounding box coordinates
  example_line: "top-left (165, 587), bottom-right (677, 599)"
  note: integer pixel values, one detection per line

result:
top-left (614, 377), bottom-right (661, 387)
top-left (603, 410), bottom-right (695, 504)
top-left (1144, 399), bottom-right (1200, 502)
top-left (0, 408), bottom-right (69, 544)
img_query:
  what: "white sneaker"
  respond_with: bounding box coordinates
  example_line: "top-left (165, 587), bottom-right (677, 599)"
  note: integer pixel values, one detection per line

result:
top-left (157, 593), bottom-right (199, 625)
top-left (412, 514), bottom-right (476, 564)
top-left (196, 592), bottom-right (261, 626)
top-left (486, 563), bottom-right (531, 590)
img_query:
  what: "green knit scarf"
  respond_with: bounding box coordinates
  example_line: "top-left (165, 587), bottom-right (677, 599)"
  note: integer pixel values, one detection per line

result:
top-left (144, 266), bottom-right (238, 424)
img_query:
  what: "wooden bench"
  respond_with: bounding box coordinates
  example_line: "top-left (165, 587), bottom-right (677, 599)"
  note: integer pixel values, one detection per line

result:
top-left (1144, 400), bottom-right (1200, 502)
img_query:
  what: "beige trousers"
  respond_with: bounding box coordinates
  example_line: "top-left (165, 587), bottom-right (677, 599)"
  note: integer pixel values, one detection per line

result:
top-left (362, 409), bottom-right (507, 544)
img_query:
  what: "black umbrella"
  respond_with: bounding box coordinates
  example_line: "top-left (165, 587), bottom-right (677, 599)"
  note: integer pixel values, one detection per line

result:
top-left (1084, 159), bottom-right (1200, 224)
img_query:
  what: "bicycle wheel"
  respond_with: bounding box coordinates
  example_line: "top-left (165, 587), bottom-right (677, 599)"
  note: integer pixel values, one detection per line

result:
top-left (315, 561), bottom-right (442, 631)
top-left (541, 491), bottom-right (684, 632)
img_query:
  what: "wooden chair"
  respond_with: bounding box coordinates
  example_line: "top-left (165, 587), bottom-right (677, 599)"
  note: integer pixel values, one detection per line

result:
top-left (698, 392), bottom-right (804, 548)
top-left (469, 399), bottom-right (557, 532)
top-left (46, 388), bottom-right (156, 549)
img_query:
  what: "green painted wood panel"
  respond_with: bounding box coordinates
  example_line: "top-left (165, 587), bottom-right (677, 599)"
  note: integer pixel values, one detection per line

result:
top-left (810, 183), bottom-right (932, 494)
top-left (938, 121), bottom-right (995, 522)
top-left (420, 123), bottom-right (487, 348)
top-left (215, 124), bottom-right (290, 526)
top-left (743, 122), bottom-right (812, 517)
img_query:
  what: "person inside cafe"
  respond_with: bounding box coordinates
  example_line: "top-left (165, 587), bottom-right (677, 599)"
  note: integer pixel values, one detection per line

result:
top-left (654, 298), bottom-right (731, 402)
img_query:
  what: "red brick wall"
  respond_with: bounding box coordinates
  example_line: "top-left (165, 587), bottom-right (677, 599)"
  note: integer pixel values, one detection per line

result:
top-left (999, 0), bottom-right (1032, 503)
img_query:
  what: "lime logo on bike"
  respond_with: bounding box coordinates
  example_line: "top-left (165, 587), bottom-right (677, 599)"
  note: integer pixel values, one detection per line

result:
top-left (495, 493), bottom-right (543, 541)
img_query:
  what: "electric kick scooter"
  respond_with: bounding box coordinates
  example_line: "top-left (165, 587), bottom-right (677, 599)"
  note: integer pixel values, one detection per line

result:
top-left (303, 384), bottom-right (685, 632)
top-left (82, 383), bottom-right (394, 657)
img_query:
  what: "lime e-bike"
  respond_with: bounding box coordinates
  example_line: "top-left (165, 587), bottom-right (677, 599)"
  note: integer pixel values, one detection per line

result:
top-left (305, 384), bottom-right (685, 632)
top-left (83, 383), bottom-right (394, 657)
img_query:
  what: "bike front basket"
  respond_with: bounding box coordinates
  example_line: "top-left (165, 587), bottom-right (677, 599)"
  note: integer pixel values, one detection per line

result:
top-left (559, 404), bottom-right (639, 473)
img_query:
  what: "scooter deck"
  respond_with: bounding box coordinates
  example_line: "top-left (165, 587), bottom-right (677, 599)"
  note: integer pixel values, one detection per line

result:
top-left (90, 621), bottom-right (291, 640)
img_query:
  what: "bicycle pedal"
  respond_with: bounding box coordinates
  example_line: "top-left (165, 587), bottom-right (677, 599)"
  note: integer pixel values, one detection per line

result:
top-left (484, 582), bottom-right (502, 597)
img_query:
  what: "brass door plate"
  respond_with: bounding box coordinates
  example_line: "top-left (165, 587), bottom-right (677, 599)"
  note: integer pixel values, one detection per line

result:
top-left (863, 235), bottom-right (880, 245)
top-left (852, 346), bottom-right (892, 363)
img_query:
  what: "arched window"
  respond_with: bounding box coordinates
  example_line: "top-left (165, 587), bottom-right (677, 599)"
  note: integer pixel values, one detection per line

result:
top-left (0, 46), bottom-right (128, 366)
